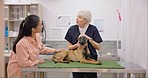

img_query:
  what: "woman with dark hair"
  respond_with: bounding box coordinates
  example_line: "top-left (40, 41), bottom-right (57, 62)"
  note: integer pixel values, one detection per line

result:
top-left (7, 15), bottom-right (63, 78)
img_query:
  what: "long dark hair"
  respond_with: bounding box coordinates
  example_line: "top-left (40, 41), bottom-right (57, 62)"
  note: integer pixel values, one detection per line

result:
top-left (13, 15), bottom-right (40, 53)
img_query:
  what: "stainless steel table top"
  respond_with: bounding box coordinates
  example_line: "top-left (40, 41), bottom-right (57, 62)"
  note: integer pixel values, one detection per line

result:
top-left (21, 61), bottom-right (146, 73)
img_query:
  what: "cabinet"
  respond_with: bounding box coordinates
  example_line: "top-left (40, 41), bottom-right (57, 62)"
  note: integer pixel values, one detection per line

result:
top-left (4, 3), bottom-right (42, 52)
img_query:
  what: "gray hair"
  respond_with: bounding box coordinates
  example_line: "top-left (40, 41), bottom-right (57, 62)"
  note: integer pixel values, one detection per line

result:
top-left (77, 10), bottom-right (92, 24)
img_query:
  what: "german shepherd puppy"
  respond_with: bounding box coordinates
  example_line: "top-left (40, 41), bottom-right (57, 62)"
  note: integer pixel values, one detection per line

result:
top-left (52, 36), bottom-right (102, 65)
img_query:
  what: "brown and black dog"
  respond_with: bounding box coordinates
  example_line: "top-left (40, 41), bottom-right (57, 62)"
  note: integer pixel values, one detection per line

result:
top-left (52, 36), bottom-right (102, 65)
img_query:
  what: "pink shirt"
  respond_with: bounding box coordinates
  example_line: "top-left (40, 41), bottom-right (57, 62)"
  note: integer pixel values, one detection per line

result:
top-left (7, 35), bottom-right (53, 78)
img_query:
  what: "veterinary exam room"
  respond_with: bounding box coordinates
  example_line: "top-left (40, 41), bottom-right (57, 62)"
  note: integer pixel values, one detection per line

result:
top-left (0, 0), bottom-right (147, 78)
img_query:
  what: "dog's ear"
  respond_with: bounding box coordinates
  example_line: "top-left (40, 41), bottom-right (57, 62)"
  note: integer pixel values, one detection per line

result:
top-left (85, 37), bottom-right (88, 42)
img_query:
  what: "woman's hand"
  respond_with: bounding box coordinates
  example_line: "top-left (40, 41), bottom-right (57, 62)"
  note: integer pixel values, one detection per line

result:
top-left (55, 48), bottom-right (65, 53)
top-left (38, 58), bottom-right (45, 64)
top-left (38, 43), bottom-right (45, 50)
top-left (31, 58), bottom-right (45, 66)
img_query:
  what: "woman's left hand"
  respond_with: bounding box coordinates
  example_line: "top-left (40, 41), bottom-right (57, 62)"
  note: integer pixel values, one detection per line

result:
top-left (38, 58), bottom-right (45, 64)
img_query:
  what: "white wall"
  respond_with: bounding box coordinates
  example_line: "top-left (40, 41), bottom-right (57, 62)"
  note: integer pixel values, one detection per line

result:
top-left (124, 0), bottom-right (148, 77)
top-left (39, 0), bottom-right (120, 41)
top-left (5, 0), bottom-right (120, 41)
top-left (38, 0), bottom-right (119, 41)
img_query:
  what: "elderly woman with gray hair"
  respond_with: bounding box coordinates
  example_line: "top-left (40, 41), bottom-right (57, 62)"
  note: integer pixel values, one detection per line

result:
top-left (65, 10), bottom-right (103, 78)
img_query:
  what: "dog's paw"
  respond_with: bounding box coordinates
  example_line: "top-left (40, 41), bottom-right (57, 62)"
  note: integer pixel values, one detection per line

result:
top-left (63, 61), bottom-right (70, 64)
top-left (53, 61), bottom-right (58, 64)
top-left (97, 61), bottom-right (102, 65)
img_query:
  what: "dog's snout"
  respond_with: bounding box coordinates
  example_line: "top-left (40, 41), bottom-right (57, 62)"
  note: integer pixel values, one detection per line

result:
top-left (79, 41), bottom-right (85, 45)
top-left (79, 36), bottom-right (87, 45)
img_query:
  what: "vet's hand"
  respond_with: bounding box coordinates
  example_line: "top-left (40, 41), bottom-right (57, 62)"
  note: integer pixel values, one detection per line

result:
top-left (79, 34), bottom-right (91, 40)
top-left (75, 42), bottom-right (81, 47)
